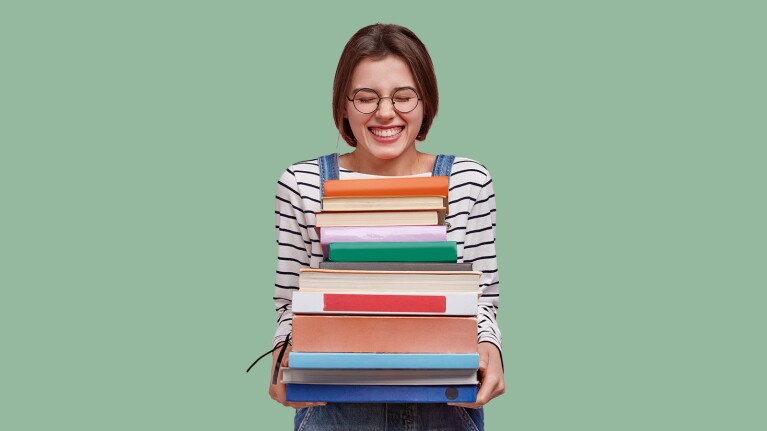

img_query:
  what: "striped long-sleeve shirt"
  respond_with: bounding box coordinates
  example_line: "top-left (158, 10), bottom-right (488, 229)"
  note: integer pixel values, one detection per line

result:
top-left (272, 156), bottom-right (502, 352)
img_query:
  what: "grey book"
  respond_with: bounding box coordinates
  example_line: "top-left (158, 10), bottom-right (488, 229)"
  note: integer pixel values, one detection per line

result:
top-left (281, 368), bottom-right (479, 386)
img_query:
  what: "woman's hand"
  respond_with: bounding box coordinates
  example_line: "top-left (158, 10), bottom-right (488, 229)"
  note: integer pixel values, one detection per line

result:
top-left (268, 344), bottom-right (327, 409)
top-left (449, 342), bottom-right (506, 409)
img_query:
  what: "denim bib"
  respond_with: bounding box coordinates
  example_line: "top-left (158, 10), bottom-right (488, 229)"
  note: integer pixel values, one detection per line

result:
top-left (317, 152), bottom-right (455, 198)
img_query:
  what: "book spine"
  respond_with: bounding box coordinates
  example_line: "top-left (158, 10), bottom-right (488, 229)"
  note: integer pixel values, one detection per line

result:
top-left (286, 384), bottom-right (478, 403)
top-left (281, 368), bottom-right (478, 385)
top-left (322, 177), bottom-right (449, 198)
top-left (298, 269), bottom-right (482, 293)
top-left (317, 261), bottom-right (473, 271)
top-left (319, 226), bottom-right (447, 255)
top-left (292, 315), bottom-right (478, 353)
top-left (320, 225), bottom-right (447, 243)
top-left (328, 241), bottom-right (458, 262)
top-left (315, 210), bottom-right (439, 228)
top-left (324, 293), bottom-right (445, 313)
top-left (287, 352), bottom-right (480, 369)
top-left (292, 291), bottom-right (478, 316)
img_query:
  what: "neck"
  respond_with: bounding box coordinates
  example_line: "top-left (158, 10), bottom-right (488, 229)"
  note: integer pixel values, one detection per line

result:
top-left (347, 148), bottom-right (426, 176)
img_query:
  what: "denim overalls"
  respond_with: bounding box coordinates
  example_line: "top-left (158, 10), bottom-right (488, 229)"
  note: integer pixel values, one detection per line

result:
top-left (294, 153), bottom-right (484, 431)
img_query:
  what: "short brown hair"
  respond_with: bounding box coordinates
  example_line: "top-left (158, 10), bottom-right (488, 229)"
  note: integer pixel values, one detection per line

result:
top-left (332, 24), bottom-right (439, 146)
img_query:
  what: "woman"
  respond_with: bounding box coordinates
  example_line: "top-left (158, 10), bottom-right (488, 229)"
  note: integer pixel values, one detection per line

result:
top-left (269, 23), bottom-right (504, 430)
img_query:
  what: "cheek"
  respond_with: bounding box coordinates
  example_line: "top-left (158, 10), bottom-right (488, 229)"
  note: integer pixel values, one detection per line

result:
top-left (408, 114), bottom-right (424, 132)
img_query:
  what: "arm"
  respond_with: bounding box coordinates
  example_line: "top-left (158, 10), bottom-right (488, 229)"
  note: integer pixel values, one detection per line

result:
top-left (268, 168), bottom-right (325, 408)
top-left (449, 169), bottom-right (506, 408)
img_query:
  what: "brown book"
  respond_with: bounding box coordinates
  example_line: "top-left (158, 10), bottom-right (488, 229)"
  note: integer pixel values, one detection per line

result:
top-left (292, 315), bottom-right (478, 353)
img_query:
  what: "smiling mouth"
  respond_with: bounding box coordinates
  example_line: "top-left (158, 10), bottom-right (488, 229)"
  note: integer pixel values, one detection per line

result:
top-left (369, 127), bottom-right (404, 138)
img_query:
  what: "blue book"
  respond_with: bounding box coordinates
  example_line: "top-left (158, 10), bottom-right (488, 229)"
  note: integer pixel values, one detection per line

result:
top-left (288, 353), bottom-right (480, 370)
top-left (286, 384), bottom-right (478, 403)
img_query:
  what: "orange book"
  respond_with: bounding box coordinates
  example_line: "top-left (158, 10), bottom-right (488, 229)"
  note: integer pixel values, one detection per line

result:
top-left (323, 176), bottom-right (448, 198)
top-left (292, 315), bottom-right (478, 353)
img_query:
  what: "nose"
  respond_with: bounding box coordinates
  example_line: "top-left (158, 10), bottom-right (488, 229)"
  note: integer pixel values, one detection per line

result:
top-left (375, 97), bottom-right (396, 120)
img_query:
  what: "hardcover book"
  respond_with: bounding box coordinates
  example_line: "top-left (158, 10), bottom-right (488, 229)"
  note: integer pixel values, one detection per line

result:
top-left (291, 291), bottom-right (479, 316)
top-left (281, 368), bottom-right (478, 385)
top-left (327, 241), bottom-right (458, 263)
top-left (287, 352), bottom-right (480, 370)
top-left (291, 315), bottom-right (478, 353)
top-left (286, 384), bottom-right (478, 403)
top-left (322, 176), bottom-right (448, 198)
top-left (298, 269), bottom-right (482, 293)
top-left (318, 261), bottom-right (472, 271)
top-left (314, 209), bottom-right (443, 227)
top-left (318, 225), bottom-right (447, 255)
top-left (322, 195), bottom-right (446, 212)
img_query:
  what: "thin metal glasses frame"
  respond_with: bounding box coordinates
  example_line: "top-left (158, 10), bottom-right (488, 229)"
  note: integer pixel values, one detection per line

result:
top-left (346, 87), bottom-right (422, 114)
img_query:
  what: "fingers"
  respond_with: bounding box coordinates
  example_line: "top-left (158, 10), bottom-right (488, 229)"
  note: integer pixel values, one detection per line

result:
top-left (287, 402), bottom-right (327, 409)
top-left (449, 381), bottom-right (501, 408)
top-left (269, 353), bottom-right (327, 409)
top-left (270, 382), bottom-right (326, 408)
top-left (451, 344), bottom-right (506, 408)
top-left (280, 345), bottom-right (292, 367)
top-left (448, 402), bottom-right (482, 409)
top-left (477, 348), bottom-right (489, 373)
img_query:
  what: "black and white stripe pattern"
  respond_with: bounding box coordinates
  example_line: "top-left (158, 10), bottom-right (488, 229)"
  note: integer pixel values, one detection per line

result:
top-left (272, 156), bottom-right (502, 352)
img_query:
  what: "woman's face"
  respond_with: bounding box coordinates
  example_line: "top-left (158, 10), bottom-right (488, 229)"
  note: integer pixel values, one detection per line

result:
top-left (345, 55), bottom-right (424, 161)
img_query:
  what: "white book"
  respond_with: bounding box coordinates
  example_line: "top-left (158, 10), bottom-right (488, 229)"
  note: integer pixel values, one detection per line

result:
top-left (298, 269), bottom-right (482, 293)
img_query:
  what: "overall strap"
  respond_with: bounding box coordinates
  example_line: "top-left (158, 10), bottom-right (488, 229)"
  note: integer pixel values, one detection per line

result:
top-left (432, 154), bottom-right (455, 177)
top-left (318, 153), bottom-right (340, 198)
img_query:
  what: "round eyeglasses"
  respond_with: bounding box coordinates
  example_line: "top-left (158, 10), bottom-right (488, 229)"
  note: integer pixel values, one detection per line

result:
top-left (347, 87), bottom-right (422, 114)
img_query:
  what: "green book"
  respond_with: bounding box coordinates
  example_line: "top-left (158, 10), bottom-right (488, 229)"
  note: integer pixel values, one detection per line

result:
top-left (327, 241), bottom-right (458, 263)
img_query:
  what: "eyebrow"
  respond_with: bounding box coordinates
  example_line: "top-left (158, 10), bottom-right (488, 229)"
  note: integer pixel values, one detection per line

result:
top-left (350, 86), bottom-right (417, 94)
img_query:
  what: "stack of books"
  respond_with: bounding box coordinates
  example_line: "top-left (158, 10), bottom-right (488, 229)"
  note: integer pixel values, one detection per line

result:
top-left (284, 177), bottom-right (482, 403)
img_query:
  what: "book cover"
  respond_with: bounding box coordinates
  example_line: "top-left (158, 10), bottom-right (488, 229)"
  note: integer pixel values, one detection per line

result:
top-left (323, 176), bottom-right (448, 198)
top-left (291, 291), bottom-right (479, 316)
top-left (318, 261), bottom-right (473, 271)
top-left (298, 269), bottom-right (482, 293)
top-left (286, 384), bottom-right (478, 403)
top-left (314, 209), bottom-right (443, 227)
top-left (328, 241), bottom-right (457, 262)
top-left (287, 352), bottom-right (480, 370)
top-left (281, 368), bottom-right (479, 385)
top-left (322, 195), bottom-right (446, 212)
top-left (291, 315), bottom-right (478, 353)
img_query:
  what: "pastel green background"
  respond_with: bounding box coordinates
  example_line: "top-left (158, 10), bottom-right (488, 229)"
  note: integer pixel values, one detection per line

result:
top-left (1, 0), bottom-right (764, 429)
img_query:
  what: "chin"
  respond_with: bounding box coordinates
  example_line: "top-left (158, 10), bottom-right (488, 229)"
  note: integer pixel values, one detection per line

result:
top-left (369, 147), bottom-right (408, 161)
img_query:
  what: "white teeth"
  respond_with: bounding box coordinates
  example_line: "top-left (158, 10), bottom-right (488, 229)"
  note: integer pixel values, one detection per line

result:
top-left (370, 127), bottom-right (403, 137)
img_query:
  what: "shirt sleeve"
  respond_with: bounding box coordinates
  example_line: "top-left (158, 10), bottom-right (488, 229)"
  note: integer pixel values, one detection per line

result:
top-left (461, 171), bottom-right (502, 351)
top-left (272, 167), bottom-right (313, 348)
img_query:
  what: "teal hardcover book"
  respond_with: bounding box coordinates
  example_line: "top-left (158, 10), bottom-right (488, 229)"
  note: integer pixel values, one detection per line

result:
top-left (327, 241), bottom-right (458, 262)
